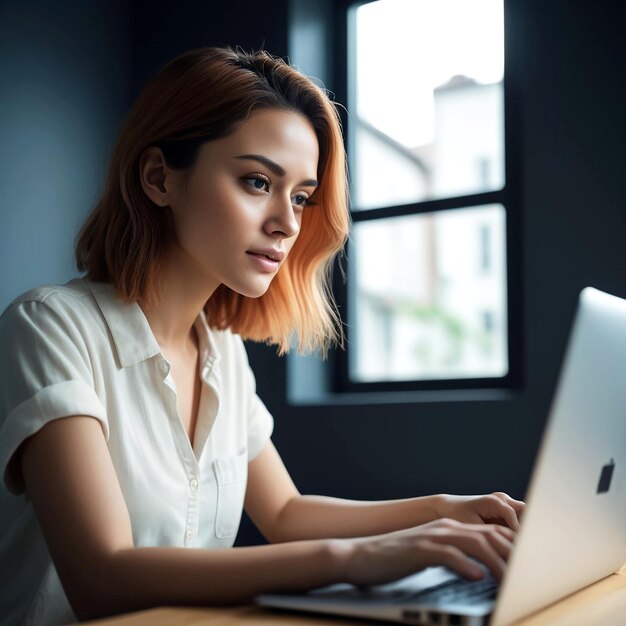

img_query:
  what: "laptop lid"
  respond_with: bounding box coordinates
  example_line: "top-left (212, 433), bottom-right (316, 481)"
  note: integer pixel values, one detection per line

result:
top-left (491, 287), bottom-right (626, 625)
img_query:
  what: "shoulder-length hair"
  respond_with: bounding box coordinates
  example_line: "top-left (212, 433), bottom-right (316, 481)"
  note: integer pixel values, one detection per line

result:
top-left (76, 46), bottom-right (349, 355)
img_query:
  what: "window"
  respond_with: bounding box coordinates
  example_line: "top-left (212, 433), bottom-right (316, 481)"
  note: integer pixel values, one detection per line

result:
top-left (334, 0), bottom-right (520, 392)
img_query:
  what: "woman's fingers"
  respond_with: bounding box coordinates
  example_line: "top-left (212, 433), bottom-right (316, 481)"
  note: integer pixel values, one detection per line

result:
top-left (473, 493), bottom-right (524, 531)
top-left (479, 524), bottom-right (515, 561)
top-left (492, 524), bottom-right (516, 544)
top-left (495, 491), bottom-right (526, 517)
top-left (486, 496), bottom-right (521, 531)
top-left (444, 492), bottom-right (526, 530)
top-left (347, 518), bottom-right (518, 588)
top-left (422, 541), bottom-right (487, 581)
top-left (427, 520), bottom-right (513, 582)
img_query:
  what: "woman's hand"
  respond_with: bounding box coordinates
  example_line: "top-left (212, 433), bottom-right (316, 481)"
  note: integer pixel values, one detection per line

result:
top-left (434, 492), bottom-right (526, 531)
top-left (343, 517), bottom-right (514, 587)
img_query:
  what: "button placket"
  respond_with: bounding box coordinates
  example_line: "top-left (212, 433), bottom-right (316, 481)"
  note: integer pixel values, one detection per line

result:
top-left (185, 466), bottom-right (200, 546)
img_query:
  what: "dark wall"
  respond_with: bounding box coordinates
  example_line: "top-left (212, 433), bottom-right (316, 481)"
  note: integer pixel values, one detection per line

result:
top-left (129, 1), bottom-right (290, 98)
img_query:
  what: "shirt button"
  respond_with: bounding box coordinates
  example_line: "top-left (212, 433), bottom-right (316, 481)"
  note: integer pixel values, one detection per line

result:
top-left (186, 528), bottom-right (194, 539)
top-left (189, 478), bottom-right (199, 491)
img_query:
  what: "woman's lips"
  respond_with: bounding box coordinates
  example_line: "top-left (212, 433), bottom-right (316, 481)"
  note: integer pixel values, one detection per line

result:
top-left (246, 251), bottom-right (281, 272)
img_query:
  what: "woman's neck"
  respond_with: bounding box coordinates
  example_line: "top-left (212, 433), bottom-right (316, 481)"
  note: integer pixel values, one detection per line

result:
top-left (139, 246), bottom-right (219, 352)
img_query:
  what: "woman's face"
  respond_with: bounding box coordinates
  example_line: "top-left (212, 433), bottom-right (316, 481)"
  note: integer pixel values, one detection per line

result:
top-left (162, 108), bottom-right (319, 298)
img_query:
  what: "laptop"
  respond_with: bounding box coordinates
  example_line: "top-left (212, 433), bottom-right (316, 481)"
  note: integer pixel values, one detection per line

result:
top-left (257, 287), bottom-right (626, 626)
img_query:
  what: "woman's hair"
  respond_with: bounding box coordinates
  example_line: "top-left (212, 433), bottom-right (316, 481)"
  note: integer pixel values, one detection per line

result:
top-left (75, 46), bottom-right (349, 355)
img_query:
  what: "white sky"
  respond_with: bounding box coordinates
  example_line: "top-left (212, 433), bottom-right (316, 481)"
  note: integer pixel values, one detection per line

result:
top-left (355, 0), bottom-right (504, 146)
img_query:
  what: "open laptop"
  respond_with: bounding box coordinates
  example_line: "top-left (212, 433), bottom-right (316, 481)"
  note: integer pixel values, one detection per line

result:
top-left (257, 287), bottom-right (626, 626)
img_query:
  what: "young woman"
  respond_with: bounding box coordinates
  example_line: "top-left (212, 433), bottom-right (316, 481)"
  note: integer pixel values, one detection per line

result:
top-left (0, 47), bottom-right (524, 625)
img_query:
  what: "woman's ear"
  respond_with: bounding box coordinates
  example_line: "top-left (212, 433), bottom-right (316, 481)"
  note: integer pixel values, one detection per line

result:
top-left (139, 147), bottom-right (172, 207)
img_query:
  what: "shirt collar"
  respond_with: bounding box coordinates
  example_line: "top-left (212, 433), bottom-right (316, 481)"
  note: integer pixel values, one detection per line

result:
top-left (85, 279), bottom-right (221, 371)
top-left (85, 280), bottom-right (161, 368)
top-left (194, 308), bottom-right (221, 375)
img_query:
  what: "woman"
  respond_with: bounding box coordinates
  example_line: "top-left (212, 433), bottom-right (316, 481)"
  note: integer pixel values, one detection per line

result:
top-left (0, 47), bottom-right (524, 625)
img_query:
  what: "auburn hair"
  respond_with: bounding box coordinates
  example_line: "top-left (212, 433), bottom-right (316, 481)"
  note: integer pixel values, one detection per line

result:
top-left (76, 47), bottom-right (349, 355)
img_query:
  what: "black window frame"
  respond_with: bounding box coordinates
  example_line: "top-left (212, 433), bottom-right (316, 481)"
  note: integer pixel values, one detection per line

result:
top-left (329, 0), bottom-right (523, 394)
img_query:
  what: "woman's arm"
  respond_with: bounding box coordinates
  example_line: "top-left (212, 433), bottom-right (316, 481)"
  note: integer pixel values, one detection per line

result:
top-left (245, 442), bottom-right (525, 543)
top-left (20, 416), bottom-right (347, 619)
top-left (21, 417), bottom-right (514, 621)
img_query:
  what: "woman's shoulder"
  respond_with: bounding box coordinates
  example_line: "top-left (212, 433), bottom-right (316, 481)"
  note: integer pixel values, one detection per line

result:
top-left (4, 277), bottom-right (93, 312)
top-left (0, 278), bottom-right (103, 340)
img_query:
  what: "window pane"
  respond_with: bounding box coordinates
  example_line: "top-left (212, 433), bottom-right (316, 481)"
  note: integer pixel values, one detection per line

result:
top-left (349, 205), bottom-right (508, 382)
top-left (350, 0), bottom-right (504, 210)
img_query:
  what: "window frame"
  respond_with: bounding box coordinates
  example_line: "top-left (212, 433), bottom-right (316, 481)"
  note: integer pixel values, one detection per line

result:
top-left (329, 0), bottom-right (523, 393)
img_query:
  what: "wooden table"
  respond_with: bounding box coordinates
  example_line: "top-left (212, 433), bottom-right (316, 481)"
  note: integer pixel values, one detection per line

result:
top-left (86, 566), bottom-right (626, 626)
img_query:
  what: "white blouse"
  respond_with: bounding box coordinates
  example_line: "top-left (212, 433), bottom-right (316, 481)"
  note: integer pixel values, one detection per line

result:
top-left (0, 278), bottom-right (274, 626)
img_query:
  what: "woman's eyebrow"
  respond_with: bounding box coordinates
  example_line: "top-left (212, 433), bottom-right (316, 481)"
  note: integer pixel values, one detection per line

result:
top-left (234, 154), bottom-right (318, 187)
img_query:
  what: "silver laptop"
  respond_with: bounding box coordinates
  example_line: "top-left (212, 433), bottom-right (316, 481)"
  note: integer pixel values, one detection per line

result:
top-left (257, 287), bottom-right (626, 626)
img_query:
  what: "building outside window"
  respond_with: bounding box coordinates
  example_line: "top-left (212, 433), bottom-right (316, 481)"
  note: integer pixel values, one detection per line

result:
top-left (343, 0), bottom-right (513, 389)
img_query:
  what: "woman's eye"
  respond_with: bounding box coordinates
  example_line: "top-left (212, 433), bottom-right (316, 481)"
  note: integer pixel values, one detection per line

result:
top-left (243, 176), bottom-right (269, 192)
top-left (293, 194), bottom-right (308, 206)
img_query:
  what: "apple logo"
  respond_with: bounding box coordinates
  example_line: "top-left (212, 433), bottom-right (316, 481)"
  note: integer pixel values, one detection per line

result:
top-left (596, 459), bottom-right (615, 494)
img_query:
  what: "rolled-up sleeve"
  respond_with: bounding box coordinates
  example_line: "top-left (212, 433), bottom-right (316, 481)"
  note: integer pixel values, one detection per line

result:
top-left (0, 298), bottom-right (108, 494)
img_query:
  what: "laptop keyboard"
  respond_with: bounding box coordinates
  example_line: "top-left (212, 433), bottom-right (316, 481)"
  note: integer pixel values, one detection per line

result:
top-left (404, 575), bottom-right (499, 606)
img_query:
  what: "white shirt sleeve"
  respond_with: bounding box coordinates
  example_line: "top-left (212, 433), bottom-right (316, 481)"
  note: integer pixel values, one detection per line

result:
top-left (0, 296), bottom-right (108, 494)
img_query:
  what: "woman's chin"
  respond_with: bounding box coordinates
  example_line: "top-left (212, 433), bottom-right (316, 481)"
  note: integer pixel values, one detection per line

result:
top-left (229, 278), bottom-right (274, 299)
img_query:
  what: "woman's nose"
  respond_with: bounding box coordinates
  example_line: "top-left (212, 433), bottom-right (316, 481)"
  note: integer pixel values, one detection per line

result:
top-left (265, 195), bottom-right (300, 239)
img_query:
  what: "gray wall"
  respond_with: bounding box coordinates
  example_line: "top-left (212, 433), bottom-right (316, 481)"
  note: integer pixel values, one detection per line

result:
top-left (0, 0), bottom-right (130, 309)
